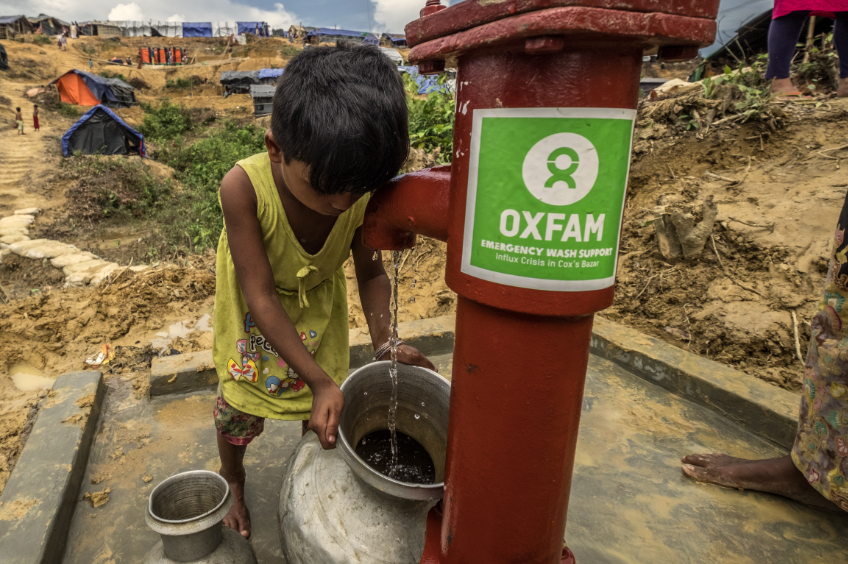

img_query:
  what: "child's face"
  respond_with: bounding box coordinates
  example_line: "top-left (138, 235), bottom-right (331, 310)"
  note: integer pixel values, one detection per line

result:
top-left (267, 132), bottom-right (366, 216)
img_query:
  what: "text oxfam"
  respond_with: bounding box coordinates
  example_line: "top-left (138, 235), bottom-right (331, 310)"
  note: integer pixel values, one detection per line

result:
top-left (498, 210), bottom-right (605, 242)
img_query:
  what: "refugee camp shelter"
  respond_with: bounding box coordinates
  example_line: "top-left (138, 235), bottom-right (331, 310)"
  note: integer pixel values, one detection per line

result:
top-left (0, 15), bottom-right (33, 40)
top-left (250, 85), bottom-right (275, 117)
top-left (30, 14), bottom-right (69, 36)
top-left (220, 70), bottom-right (260, 97)
top-left (258, 68), bottom-right (284, 84)
top-left (182, 22), bottom-right (213, 38)
top-left (381, 33), bottom-right (407, 48)
top-left (62, 105), bottom-right (145, 157)
top-left (0, 44), bottom-right (7, 71)
top-left (287, 25), bottom-right (317, 39)
top-left (88, 21), bottom-right (122, 37)
top-left (51, 70), bottom-right (136, 108)
top-left (700, 0), bottom-right (772, 58)
top-left (380, 48), bottom-right (404, 65)
top-left (152, 22), bottom-right (182, 37)
top-left (305, 28), bottom-right (378, 45)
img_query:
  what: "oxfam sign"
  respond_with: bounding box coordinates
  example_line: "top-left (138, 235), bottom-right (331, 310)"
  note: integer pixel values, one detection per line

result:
top-left (461, 108), bottom-right (636, 292)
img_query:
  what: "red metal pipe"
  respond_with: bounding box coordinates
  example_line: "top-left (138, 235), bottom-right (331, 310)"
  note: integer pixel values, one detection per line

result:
top-left (363, 165), bottom-right (452, 250)
top-left (360, 2), bottom-right (717, 562)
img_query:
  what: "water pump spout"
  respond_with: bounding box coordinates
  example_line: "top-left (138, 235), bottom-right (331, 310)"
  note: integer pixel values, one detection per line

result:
top-left (363, 165), bottom-right (452, 251)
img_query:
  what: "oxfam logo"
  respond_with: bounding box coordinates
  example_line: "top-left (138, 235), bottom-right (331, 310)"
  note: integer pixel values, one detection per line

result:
top-left (521, 133), bottom-right (599, 206)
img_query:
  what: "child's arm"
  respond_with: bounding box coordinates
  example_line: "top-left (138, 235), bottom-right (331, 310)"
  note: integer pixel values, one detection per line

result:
top-left (351, 227), bottom-right (436, 371)
top-left (220, 167), bottom-right (343, 450)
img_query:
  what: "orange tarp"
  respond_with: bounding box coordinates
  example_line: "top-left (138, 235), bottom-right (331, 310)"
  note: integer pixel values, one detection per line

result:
top-left (55, 73), bottom-right (99, 106)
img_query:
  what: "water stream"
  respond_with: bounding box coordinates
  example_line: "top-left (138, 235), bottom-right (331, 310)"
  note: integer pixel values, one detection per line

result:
top-left (386, 249), bottom-right (402, 477)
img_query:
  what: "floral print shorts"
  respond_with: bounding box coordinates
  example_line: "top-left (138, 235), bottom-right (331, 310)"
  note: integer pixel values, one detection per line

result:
top-left (213, 394), bottom-right (266, 446)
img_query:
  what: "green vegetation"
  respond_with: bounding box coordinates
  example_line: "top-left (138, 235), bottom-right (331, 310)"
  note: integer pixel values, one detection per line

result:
top-left (165, 77), bottom-right (192, 90)
top-left (138, 100), bottom-right (195, 140)
top-left (61, 154), bottom-right (172, 222)
top-left (100, 70), bottom-right (127, 82)
top-left (32, 34), bottom-right (52, 46)
top-left (404, 73), bottom-right (455, 163)
top-left (57, 103), bottom-right (80, 118)
top-left (157, 121), bottom-right (266, 248)
top-left (280, 44), bottom-right (300, 57)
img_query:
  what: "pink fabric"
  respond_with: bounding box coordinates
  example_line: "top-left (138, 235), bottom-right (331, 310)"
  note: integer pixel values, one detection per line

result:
top-left (773, 0), bottom-right (848, 19)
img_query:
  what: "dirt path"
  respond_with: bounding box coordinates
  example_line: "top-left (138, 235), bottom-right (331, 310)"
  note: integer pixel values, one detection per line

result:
top-left (0, 81), bottom-right (59, 215)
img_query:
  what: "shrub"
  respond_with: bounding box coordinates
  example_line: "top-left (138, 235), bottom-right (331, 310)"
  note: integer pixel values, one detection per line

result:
top-left (280, 44), bottom-right (299, 57)
top-left (405, 74), bottom-right (455, 162)
top-left (158, 120), bottom-right (266, 248)
top-left (164, 77), bottom-right (192, 90)
top-left (128, 77), bottom-right (150, 90)
top-left (100, 70), bottom-right (126, 82)
top-left (57, 103), bottom-right (80, 118)
top-left (32, 34), bottom-right (52, 46)
top-left (138, 100), bottom-right (194, 140)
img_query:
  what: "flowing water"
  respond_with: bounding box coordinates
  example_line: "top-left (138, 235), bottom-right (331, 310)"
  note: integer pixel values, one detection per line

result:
top-left (386, 249), bottom-right (402, 477)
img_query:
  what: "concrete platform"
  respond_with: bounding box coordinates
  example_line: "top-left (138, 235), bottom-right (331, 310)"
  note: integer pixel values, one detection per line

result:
top-left (61, 351), bottom-right (848, 563)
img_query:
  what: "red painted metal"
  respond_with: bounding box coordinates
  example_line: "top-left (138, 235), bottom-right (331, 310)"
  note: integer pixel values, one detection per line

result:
top-left (360, 2), bottom-right (716, 562)
top-left (406, 0), bottom-right (719, 47)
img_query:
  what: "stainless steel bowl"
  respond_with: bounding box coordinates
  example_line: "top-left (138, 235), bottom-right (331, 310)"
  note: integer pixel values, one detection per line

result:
top-left (337, 361), bottom-right (450, 501)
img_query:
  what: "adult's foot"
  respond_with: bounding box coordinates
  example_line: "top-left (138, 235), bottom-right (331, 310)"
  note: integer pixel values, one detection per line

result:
top-left (681, 453), bottom-right (841, 512)
top-left (771, 77), bottom-right (797, 96)
top-left (838, 77), bottom-right (848, 98)
top-left (220, 467), bottom-right (251, 538)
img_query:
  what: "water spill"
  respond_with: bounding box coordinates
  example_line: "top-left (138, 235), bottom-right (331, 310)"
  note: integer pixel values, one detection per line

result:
top-left (355, 430), bottom-right (435, 485)
top-left (148, 314), bottom-right (212, 353)
top-left (387, 249), bottom-right (402, 476)
top-left (11, 363), bottom-right (55, 391)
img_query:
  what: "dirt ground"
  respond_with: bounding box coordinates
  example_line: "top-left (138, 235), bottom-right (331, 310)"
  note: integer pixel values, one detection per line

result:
top-left (2, 33), bottom-right (847, 496)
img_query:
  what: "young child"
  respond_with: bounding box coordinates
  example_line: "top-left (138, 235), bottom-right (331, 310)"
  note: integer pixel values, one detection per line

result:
top-left (14, 107), bottom-right (23, 135)
top-left (33, 105), bottom-right (39, 132)
top-left (213, 44), bottom-right (435, 539)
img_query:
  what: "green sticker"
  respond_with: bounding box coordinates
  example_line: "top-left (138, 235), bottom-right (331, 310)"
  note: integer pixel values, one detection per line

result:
top-left (461, 108), bottom-right (636, 291)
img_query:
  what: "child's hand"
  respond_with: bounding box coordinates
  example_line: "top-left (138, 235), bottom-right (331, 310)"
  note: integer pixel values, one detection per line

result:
top-left (308, 378), bottom-right (344, 450)
top-left (378, 344), bottom-right (437, 372)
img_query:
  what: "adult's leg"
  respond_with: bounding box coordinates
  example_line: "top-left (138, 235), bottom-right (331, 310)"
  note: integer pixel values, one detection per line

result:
top-left (766, 11), bottom-right (810, 93)
top-left (217, 432), bottom-right (252, 538)
top-left (834, 12), bottom-right (848, 96)
top-left (682, 453), bottom-right (842, 512)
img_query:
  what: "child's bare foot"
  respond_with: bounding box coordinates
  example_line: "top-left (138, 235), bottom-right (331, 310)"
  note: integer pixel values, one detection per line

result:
top-left (771, 77), bottom-right (797, 95)
top-left (681, 453), bottom-right (841, 512)
top-left (220, 468), bottom-right (251, 538)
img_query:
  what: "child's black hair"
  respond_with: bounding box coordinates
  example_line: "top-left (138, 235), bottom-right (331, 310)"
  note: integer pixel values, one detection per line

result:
top-left (272, 42), bottom-right (409, 195)
top-left (15, 107), bottom-right (20, 112)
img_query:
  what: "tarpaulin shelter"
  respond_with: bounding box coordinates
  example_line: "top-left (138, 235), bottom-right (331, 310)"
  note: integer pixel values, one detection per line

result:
top-left (152, 22), bottom-right (181, 37)
top-left (0, 44), bottom-right (8, 71)
top-left (399, 66), bottom-right (454, 95)
top-left (213, 21), bottom-right (237, 37)
top-left (258, 68), bottom-right (284, 84)
top-left (118, 21), bottom-right (151, 37)
top-left (182, 22), bottom-right (212, 38)
top-left (381, 33), bottom-right (407, 47)
top-left (380, 47), bottom-right (403, 65)
top-left (62, 105), bottom-right (145, 157)
top-left (700, 0), bottom-right (772, 59)
top-left (88, 21), bottom-right (122, 37)
top-left (250, 85), bottom-right (276, 117)
top-left (29, 14), bottom-right (69, 36)
top-left (51, 70), bottom-right (136, 108)
top-left (220, 70), bottom-right (260, 97)
top-left (0, 15), bottom-right (33, 40)
top-left (237, 22), bottom-right (267, 35)
top-left (305, 28), bottom-right (378, 46)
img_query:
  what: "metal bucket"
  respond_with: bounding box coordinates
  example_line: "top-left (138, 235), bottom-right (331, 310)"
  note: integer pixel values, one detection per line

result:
top-left (337, 361), bottom-right (450, 501)
top-left (143, 471), bottom-right (257, 564)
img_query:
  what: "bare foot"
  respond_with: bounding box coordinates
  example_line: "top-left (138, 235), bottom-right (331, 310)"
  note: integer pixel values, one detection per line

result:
top-left (220, 468), bottom-right (251, 538)
top-left (838, 77), bottom-right (848, 98)
top-left (682, 453), bottom-right (749, 468)
top-left (681, 454), bottom-right (841, 512)
top-left (771, 77), bottom-right (797, 96)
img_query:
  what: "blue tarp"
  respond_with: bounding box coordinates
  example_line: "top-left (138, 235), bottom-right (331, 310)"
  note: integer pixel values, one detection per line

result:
top-left (182, 22), bottom-right (213, 38)
top-left (399, 66), bottom-right (450, 95)
top-left (62, 104), bottom-right (145, 157)
top-left (305, 27), bottom-right (378, 45)
top-left (258, 68), bottom-right (284, 79)
top-left (237, 21), bottom-right (266, 35)
top-left (700, 0), bottom-right (772, 58)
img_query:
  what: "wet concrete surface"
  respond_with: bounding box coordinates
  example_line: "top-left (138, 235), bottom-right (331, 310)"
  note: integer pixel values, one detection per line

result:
top-left (62, 353), bottom-right (848, 564)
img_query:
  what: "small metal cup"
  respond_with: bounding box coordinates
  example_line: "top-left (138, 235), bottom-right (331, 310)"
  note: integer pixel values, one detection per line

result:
top-left (145, 471), bottom-right (232, 562)
top-left (337, 361), bottom-right (451, 501)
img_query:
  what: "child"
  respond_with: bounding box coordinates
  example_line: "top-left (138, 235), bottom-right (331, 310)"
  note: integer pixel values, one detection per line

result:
top-left (213, 43), bottom-right (435, 539)
top-left (33, 105), bottom-right (39, 132)
top-left (14, 107), bottom-right (23, 135)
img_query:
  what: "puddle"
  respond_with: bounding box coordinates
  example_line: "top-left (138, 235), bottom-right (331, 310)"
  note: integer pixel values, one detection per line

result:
top-left (149, 314), bottom-right (212, 352)
top-left (11, 363), bottom-right (55, 391)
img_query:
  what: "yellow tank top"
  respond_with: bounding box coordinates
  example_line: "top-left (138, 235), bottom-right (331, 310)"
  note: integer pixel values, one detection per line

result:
top-left (213, 152), bottom-right (369, 419)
